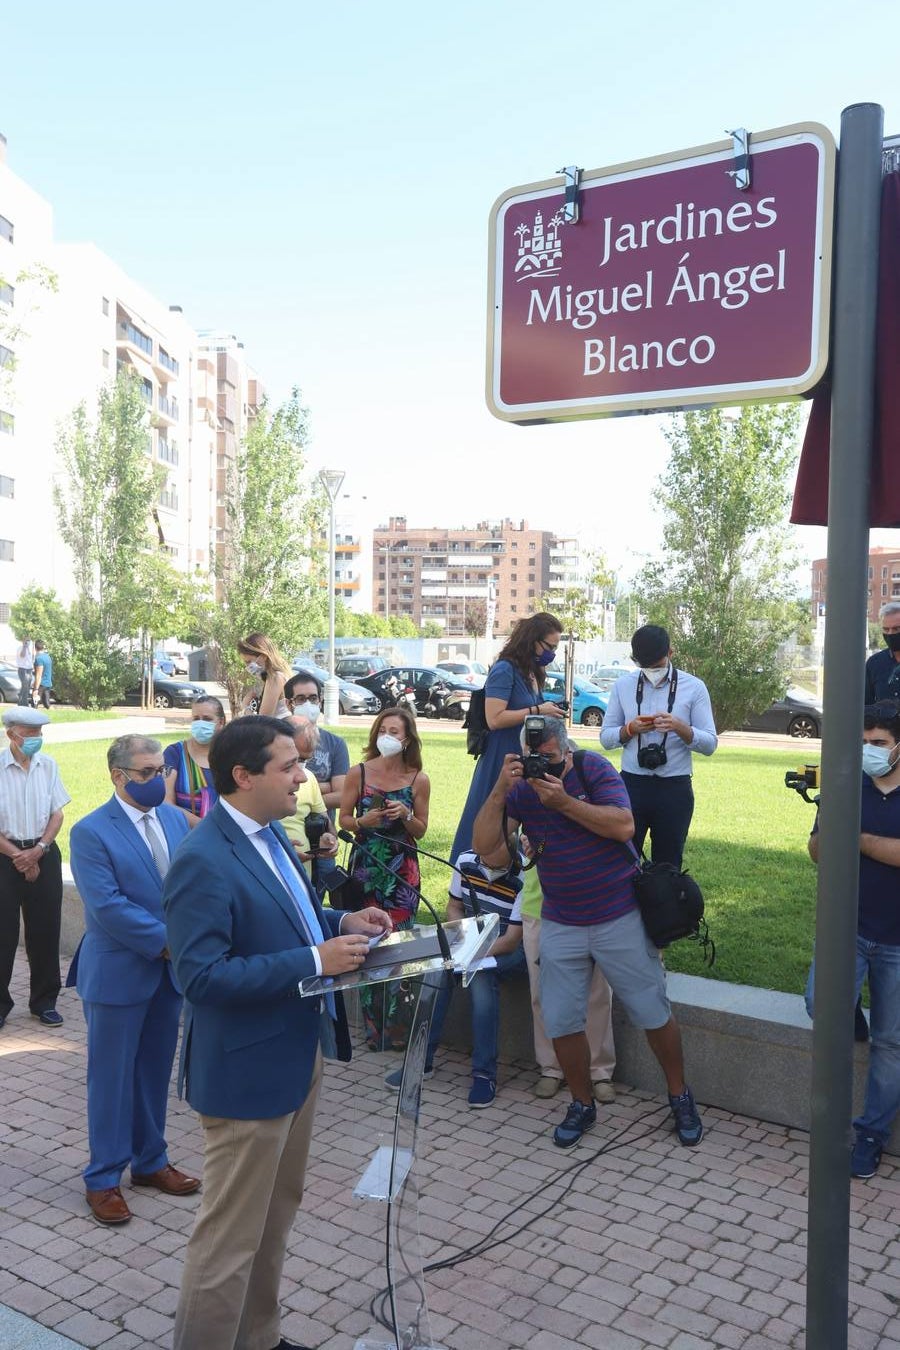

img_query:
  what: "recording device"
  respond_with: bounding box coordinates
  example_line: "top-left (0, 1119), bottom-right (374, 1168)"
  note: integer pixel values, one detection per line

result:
top-left (637, 742), bottom-right (668, 771)
top-left (785, 764), bottom-right (820, 805)
top-left (304, 812), bottom-right (329, 855)
top-left (521, 714), bottom-right (554, 779)
top-left (335, 829), bottom-right (452, 962)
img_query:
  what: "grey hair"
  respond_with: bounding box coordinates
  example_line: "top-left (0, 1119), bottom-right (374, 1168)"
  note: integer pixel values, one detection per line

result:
top-left (880, 602), bottom-right (900, 622)
top-left (519, 716), bottom-right (569, 754)
top-left (107, 735), bottom-right (162, 771)
top-left (287, 715), bottom-right (320, 757)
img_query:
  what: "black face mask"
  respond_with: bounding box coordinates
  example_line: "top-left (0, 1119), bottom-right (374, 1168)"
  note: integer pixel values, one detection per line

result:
top-left (544, 760), bottom-right (566, 778)
top-left (884, 632), bottom-right (900, 652)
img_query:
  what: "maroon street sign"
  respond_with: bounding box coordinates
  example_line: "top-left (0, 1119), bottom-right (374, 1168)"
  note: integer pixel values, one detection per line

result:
top-left (486, 124), bottom-right (836, 423)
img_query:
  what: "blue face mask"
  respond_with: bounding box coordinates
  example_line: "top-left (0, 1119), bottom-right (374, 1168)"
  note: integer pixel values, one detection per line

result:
top-left (123, 774), bottom-right (167, 809)
top-left (190, 720), bottom-right (217, 744)
top-left (21, 736), bottom-right (43, 757)
top-left (862, 743), bottom-right (899, 779)
top-left (535, 647), bottom-right (556, 667)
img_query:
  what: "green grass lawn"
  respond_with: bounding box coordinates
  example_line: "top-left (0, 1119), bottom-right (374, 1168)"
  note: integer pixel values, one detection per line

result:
top-left (49, 727), bottom-right (821, 997)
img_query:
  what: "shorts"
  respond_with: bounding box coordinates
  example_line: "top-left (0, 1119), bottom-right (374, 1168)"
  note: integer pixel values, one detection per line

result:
top-left (539, 908), bottom-right (671, 1035)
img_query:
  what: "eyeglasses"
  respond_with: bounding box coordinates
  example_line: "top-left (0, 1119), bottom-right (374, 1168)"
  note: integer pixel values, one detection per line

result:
top-left (121, 766), bottom-right (173, 782)
top-left (538, 638), bottom-right (559, 652)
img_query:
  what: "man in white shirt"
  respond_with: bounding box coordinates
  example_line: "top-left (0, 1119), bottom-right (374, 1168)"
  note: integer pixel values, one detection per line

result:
top-left (15, 635), bottom-right (35, 706)
top-left (0, 707), bottom-right (70, 1030)
top-left (600, 625), bottom-right (718, 868)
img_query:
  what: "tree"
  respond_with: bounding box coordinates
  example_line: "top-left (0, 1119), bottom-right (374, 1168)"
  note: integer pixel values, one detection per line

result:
top-left (0, 261), bottom-right (58, 404)
top-left (9, 585), bottom-right (132, 709)
top-left (634, 405), bottom-right (806, 733)
top-left (420, 620), bottom-right (443, 638)
top-left (206, 389), bottom-right (328, 712)
top-left (464, 599), bottom-right (487, 638)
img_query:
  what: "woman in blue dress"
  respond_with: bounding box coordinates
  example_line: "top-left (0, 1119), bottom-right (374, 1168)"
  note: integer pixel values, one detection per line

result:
top-left (452, 612), bottom-right (565, 861)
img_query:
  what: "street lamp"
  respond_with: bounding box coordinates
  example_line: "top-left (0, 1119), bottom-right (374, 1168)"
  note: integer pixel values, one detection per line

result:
top-left (319, 467), bottom-right (345, 723)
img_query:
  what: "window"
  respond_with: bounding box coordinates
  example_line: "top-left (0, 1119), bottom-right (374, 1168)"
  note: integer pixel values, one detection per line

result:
top-left (0, 539), bottom-right (14, 561)
top-left (511, 572), bottom-right (517, 581)
top-left (102, 297), bottom-right (110, 316)
top-left (510, 604), bottom-right (518, 613)
top-left (0, 410), bottom-right (13, 435)
top-left (511, 589), bottom-right (517, 597)
top-left (529, 542), bottom-right (536, 550)
top-left (528, 572), bottom-right (535, 582)
top-left (883, 566), bottom-right (888, 578)
top-left (868, 567), bottom-right (874, 579)
top-left (0, 343), bottom-right (12, 368)
top-left (102, 349), bottom-right (110, 369)
top-left (0, 215), bottom-right (13, 244)
top-left (883, 584), bottom-right (888, 596)
top-left (0, 282), bottom-right (13, 306)
top-left (0, 603), bottom-right (8, 623)
top-left (0, 476), bottom-right (13, 498)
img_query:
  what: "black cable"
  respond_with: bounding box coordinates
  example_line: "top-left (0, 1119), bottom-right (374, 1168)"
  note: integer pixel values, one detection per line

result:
top-left (367, 1099), bottom-right (705, 1330)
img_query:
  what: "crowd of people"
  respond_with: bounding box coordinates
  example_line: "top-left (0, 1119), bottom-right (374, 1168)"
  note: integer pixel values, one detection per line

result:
top-left (2, 609), bottom-right (898, 1349)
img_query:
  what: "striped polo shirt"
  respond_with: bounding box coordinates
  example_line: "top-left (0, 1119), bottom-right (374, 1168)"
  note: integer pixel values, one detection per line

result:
top-left (507, 752), bottom-right (637, 926)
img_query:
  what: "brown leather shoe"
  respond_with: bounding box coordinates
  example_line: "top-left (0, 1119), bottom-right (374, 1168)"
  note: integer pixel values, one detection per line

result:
top-left (132, 1163), bottom-right (200, 1196)
top-left (86, 1186), bottom-right (131, 1225)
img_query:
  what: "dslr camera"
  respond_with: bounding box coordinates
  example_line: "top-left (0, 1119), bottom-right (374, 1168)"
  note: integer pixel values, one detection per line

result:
top-left (521, 715), bottom-right (554, 779)
top-left (637, 741), bottom-right (668, 771)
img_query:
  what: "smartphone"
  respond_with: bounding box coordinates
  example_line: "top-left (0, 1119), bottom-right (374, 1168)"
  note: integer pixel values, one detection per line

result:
top-left (369, 792), bottom-right (386, 811)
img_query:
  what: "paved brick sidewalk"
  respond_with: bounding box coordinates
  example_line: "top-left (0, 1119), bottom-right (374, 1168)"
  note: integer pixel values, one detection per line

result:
top-left (2, 953), bottom-right (899, 1350)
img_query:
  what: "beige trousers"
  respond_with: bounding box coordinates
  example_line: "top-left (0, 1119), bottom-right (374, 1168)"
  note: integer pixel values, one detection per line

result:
top-left (522, 913), bottom-right (616, 1079)
top-left (173, 1054), bottom-right (322, 1350)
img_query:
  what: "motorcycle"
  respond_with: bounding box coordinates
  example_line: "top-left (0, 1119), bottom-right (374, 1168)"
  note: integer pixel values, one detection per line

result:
top-left (418, 678), bottom-right (470, 721)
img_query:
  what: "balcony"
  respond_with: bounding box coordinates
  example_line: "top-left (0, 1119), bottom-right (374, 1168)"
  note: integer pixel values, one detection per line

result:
top-left (158, 440), bottom-right (179, 466)
top-left (117, 320), bottom-right (153, 360)
top-left (158, 488), bottom-right (179, 511)
top-left (157, 394), bottom-right (179, 423)
top-left (158, 348), bottom-right (179, 377)
top-left (335, 541), bottom-right (361, 554)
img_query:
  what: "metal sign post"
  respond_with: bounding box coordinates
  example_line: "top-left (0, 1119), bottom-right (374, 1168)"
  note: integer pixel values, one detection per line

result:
top-left (805, 101), bottom-right (884, 1350)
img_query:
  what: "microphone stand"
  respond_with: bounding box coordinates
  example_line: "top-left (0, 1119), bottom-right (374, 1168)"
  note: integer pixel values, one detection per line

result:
top-left (364, 829), bottom-right (490, 927)
top-left (336, 829), bottom-right (453, 964)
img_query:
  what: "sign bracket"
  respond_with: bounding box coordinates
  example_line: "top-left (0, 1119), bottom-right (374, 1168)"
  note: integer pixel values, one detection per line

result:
top-left (556, 164), bottom-right (582, 223)
top-left (725, 127), bottom-right (752, 190)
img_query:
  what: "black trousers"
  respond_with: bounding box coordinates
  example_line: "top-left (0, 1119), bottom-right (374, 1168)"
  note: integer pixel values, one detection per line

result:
top-left (621, 772), bottom-right (695, 870)
top-left (0, 845), bottom-right (63, 1016)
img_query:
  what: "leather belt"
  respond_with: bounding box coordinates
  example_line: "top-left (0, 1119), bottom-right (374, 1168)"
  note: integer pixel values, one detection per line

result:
top-left (7, 837), bottom-right (41, 849)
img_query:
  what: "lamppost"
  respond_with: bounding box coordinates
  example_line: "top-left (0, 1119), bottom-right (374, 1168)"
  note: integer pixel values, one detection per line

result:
top-left (319, 467), bottom-right (345, 723)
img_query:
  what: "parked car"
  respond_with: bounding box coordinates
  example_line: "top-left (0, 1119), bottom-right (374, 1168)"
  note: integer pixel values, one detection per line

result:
top-left (291, 667), bottom-right (379, 716)
top-left (542, 671), bottom-right (608, 727)
top-left (0, 661), bottom-right (22, 701)
top-left (124, 674), bottom-right (208, 710)
top-left (152, 650), bottom-right (176, 676)
top-left (589, 664), bottom-right (629, 695)
top-left (335, 655), bottom-right (390, 681)
top-left (435, 660), bottom-right (488, 687)
top-left (166, 649), bottom-right (191, 676)
top-left (740, 687), bottom-right (823, 738)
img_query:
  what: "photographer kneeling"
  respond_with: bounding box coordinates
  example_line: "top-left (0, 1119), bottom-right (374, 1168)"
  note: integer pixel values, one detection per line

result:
top-left (472, 716), bottom-right (703, 1149)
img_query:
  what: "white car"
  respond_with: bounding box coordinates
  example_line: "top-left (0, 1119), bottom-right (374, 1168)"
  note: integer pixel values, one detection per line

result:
top-left (435, 660), bottom-right (487, 687)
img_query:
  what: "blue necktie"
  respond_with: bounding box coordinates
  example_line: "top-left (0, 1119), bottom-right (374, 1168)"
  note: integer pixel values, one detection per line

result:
top-left (260, 826), bottom-right (336, 1019)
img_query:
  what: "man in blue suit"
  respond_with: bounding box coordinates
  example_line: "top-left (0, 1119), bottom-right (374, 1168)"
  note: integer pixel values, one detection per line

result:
top-left (164, 715), bottom-right (391, 1350)
top-left (68, 735), bottom-right (199, 1226)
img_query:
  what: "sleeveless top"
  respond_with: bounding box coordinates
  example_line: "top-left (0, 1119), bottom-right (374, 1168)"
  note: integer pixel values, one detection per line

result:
top-left (350, 763), bottom-right (421, 926)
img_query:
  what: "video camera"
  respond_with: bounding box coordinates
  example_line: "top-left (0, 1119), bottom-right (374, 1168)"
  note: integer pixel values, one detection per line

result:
top-left (784, 764), bottom-right (820, 805)
top-left (521, 714), bottom-right (555, 779)
top-left (304, 812), bottom-right (329, 854)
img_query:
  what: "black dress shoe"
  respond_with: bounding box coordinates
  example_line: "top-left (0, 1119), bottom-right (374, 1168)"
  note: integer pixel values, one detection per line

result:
top-left (269, 1340), bottom-right (313, 1349)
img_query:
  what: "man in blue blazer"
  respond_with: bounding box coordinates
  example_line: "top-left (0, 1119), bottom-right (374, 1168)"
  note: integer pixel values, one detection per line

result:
top-left (68, 734), bottom-right (199, 1226)
top-left (164, 715), bottom-right (391, 1350)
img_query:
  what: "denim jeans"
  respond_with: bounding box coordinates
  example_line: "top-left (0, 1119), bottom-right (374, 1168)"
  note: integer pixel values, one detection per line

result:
top-left (805, 934), bottom-right (900, 1144)
top-left (427, 946), bottom-right (528, 1081)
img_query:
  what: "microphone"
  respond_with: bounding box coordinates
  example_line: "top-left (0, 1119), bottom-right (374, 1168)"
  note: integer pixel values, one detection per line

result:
top-left (336, 829), bottom-right (453, 963)
top-left (366, 829), bottom-right (520, 926)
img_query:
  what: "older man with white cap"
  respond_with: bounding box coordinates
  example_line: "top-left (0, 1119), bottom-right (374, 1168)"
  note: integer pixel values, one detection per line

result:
top-left (0, 706), bottom-right (70, 1029)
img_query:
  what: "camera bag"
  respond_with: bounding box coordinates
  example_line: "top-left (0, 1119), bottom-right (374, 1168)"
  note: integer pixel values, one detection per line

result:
top-left (569, 752), bottom-right (715, 964)
top-left (463, 686), bottom-right (489, 757)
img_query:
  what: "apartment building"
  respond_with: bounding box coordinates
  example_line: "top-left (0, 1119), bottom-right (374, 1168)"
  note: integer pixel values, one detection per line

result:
top-left (812, 544), bottom-right (900, 625)
top-left (0, 136), bottom-right (262, 653)
top-left (372, 517), bottom-right (559, 637)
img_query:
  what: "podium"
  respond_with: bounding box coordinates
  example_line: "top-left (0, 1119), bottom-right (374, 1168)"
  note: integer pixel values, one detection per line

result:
top-left (300, 914), bottom-right (498, 1350)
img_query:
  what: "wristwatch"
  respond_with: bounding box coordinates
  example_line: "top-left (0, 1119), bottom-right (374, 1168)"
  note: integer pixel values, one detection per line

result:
top-left (38, 841), bottom-right (50, 853)
top-left (406, 810), bottom-right (414, 822)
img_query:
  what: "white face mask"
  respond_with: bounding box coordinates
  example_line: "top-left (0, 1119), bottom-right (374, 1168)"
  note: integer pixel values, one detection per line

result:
top-left (376, 733), bottom-right (404, 758)
top-left (640, 664), bottom-right (669, 688)
top-left (292, 699), bottom-right (321, 722)
top-left (245, 661), bottom-right (263, 676)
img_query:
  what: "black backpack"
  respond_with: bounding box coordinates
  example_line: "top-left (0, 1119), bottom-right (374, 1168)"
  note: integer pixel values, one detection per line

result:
top-left (463, 686), bottom-right (489, 757)
top-left (570, 751), bottom-right (714, 963)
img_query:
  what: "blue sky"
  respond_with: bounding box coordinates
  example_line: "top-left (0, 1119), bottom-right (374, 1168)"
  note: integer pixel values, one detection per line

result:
top-left (5, 0), bottom-right (899, 578)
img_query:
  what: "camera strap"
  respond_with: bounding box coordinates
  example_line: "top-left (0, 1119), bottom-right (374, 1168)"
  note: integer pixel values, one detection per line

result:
top-left (635, 666), bottom-right (678, 756)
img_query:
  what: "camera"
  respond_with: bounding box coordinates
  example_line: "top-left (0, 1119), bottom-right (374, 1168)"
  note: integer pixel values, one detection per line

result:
top-left (785, 765), bottom-right (820, 805)
top-left (304, 812), bottom-right (329, 854)
top-left (637, 742), bottom-right (668, 771)
top-left (521, 714), bottom-right (553, 779)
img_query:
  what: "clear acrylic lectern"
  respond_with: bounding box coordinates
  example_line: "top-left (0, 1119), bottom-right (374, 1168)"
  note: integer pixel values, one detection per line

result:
top-left (300, 914), bottom-right (498, 1350)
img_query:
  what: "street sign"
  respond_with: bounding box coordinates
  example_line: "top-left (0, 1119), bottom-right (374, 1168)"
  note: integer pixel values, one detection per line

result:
top-left (487, 123), bottom-right (836, 423)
